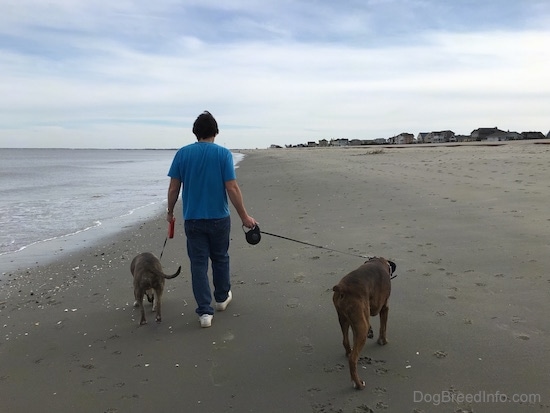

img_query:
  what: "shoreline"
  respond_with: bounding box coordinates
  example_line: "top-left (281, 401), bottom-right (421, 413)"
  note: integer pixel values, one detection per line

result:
top-left (1, 141), bottom-right (549, 412)
top-left (0, 151), bottom-right (245, 278)
top-left (0, 202), bottom-right (168, 279)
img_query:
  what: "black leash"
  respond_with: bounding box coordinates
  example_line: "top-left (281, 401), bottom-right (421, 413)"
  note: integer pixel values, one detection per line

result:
top-left (159, 236), bottom-right (168, 261)
top-left (260, 230), bottom-right (372, 260)
top-left (257, 229), bottom-right (398, 280)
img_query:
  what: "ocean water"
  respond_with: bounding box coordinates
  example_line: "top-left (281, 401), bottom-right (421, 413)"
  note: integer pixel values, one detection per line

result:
top-left (0, 148), bottom-right (243, 272)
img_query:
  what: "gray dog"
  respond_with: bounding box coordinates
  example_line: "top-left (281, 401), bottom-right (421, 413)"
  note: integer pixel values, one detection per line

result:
top-left (130, 252), bottom-right (181, 325)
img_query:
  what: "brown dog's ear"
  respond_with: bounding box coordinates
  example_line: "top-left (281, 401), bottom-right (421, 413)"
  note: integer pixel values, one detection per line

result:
top-left (389, 261), bottom-right (396, 274)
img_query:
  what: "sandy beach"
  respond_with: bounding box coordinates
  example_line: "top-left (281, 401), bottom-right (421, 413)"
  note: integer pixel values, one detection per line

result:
top-left (1, 141), bottom-right (549, 413)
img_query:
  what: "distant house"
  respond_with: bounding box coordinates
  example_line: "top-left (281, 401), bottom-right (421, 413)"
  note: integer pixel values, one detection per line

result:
top-left (349, 139), bottom-right (363, 146)
top-left (270, 144), bottom-right (283, 148)
top-left (425, 130), bottom-right (456, 143)
top-left (471, 127), bottom-right (505, 141)
top-left (521, 131), bottom-right (546, 140)
top-left (388, 132), bottom-right (414, 144)
top-left (455, 134), bottom-right (471, 142)
top-left (307, 141), bottom-right (317, 147)
top-left (330, 138), bottom-right (349, 146)
top-left (319, 139), bottom-right (328, 147)
top-left (374, 138), bottom-right (387, 144)
top-left (486, 131), bottom-right (522, 141)
top-left (416, 132), bottom-right (429, 143)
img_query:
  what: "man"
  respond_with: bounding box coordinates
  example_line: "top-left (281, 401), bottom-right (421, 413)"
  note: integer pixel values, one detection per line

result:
top-left (167, 111), bottom-right (257, 328)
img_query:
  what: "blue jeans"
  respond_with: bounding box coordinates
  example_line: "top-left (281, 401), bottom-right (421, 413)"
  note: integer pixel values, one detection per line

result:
top-left (184, 217), bottom-right (231, 315)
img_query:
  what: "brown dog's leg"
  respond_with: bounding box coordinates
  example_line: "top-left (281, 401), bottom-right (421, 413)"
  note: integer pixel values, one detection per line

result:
top-left (337, 313), bottom-right (352, 356)
top-left (348, 314), bottom-right (368, 390)
top-left (377, 304), bottom-right (389, 345)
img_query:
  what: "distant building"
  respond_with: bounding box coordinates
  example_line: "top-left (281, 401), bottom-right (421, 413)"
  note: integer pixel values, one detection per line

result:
top-left (454, 134), bottom-right (472, 142)
top-left (319, 139), bottom-right (328, 147)
top-left (471, 127), bottom-right (505, 141)
top-left (330, 138), bottom-right (349, 146)
top-left (388, 133), bottom-right (414, 144)
top-left (432, 130), bottom-right (455, 143)
top-left (416, 132), bottom-right (429, 143)
top-left (521, 131), bottom-right (546, 140)
top-left (486, 131), bottom-right (521, 141)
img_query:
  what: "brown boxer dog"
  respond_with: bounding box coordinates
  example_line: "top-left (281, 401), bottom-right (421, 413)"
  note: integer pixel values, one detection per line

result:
top-left (131, 252), bottom-right (181, 325)
top-left (332, 256), bottom-right (395, 390)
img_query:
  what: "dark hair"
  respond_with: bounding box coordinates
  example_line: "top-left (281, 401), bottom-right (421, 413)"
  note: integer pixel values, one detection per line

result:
top-left (192, 111), bottom-right (219, 140)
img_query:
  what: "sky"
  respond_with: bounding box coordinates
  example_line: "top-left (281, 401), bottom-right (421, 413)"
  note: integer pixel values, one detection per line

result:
top-left (1, 0), bottom-right (550, 149)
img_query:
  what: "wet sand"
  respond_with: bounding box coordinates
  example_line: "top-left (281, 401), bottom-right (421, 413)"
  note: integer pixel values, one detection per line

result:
top-left (1, 141), bottom-right (549, 412)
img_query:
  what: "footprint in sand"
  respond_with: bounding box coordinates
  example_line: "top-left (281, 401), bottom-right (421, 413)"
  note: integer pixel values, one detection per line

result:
top-left (358, 356), bottom-right (386, 367)
top-left (301, 344), bottom-right (315, 354)
top-left (293, 273), bottom-right (305, 283)
top-left (353, 404), bottom-right (374, 413)
top-left (286, 298), bottom-right (299, 308)
top-left (373, 386), bottom-right (387, 395)
top-left (323, 363), bottom-right (345, 373)
top-left (297, 336), bottom-right (315, 354)
top-left (515, 334), bottom-right (530, 341)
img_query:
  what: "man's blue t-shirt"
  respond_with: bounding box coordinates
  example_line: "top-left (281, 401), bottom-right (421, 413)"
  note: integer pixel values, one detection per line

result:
top-left (168, 142), bottom-right (236, 220)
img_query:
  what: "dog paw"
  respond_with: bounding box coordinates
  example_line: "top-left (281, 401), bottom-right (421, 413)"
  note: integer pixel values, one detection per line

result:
top-left (367, 326), bottom-right (374, 339)
top-left (140, 320), bottom-right (147, 326)
top-left (353, 380), bottom-right (366, 390)
top-left (155, 316), bottom-right (162, 323)
top-left (377, 337), bottom-right (388, 346)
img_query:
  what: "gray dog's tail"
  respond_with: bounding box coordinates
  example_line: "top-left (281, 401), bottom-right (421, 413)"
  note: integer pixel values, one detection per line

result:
top-left (163, 266), bottom-right (181, 279)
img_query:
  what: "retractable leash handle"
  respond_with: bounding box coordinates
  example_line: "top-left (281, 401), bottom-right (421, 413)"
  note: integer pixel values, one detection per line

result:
top-left (168, 217), bottom-right (175, 239)
top-left (243, 224), bottom-right (261, 245)
top-left (160, 218), bottom-right (176, 261)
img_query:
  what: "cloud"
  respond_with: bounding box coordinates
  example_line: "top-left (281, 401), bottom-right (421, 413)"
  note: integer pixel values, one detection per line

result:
top-left (1, 1), bottom-right (549, 148)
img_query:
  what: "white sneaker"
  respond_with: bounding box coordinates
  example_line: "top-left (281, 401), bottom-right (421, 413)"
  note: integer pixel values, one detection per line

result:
top-left (199, 314), bottom-right (213, 328)
top-left (215, 291), bottom-right (232, 311)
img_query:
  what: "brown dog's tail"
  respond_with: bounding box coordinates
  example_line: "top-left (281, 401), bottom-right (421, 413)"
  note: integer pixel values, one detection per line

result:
top-left (333, 284), bottom-right (353, 294)
top-left (163, 266), bottom-right (181, 279)
top-left (332, 284), bottom-right (347, 300)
